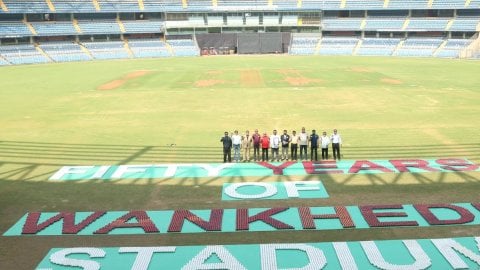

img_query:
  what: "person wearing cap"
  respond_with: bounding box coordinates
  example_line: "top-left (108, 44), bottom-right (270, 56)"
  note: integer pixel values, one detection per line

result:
top-left (220, 131), bottom-right (232, 163)
top-left (331, 129), bottom-right (342, 160)
top-left (320, 131), bottom-right (330, 160)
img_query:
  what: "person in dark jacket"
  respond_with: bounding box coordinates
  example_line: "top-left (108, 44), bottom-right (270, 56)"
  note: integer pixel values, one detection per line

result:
top-left (310, 129), bottom-right (319, 161)
top-left (220, 131), bottom-right (232, 163)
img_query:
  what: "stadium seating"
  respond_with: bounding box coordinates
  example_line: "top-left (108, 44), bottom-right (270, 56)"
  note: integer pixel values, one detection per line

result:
top-left (30, 21), bottom-right (78, 36)
top-left (318, 37), bottom-right (359, 55)
top-left (388, 0), bottom-right (428, 9)
top-left (167, 39), bottom-right (200, 57)
top-left (0, 0), bottom-right (479, 64)
top-left (435, 39), bottom-right (473, 58)
top-left (0, 56), bottom-right (9, 65)
top-left (188, 0), bottom-right (213, 11)
top-left (51, 0), bottom-right (97, 12)
top-left (364, 17), bottom-right (406, 31)
top-left (39, 42), bottom-right (91, 62)
top-left (431, 0), bottom-right (468, 9)
top-left (322, 18), bottom-right (363, 31)
top-left (81, 41), bottom-right (130, 60)
top-left (406, 18), bottom-right (450, 31)
top-left (396, 38), bottom-right (444, 57)
top-left (97, 0), bottom-right (140, 12)
top-left (143, 0), bottom-right (182, 12)
top-left (0, 21), bottom-right (33, 38)
top-left (0, 44), bottom-right (50, 65)
top-left (357, 38), bottom-right (400, 56)
top-left (344, 0), bottom-right (384, 10)
top-left (2, 0), bottom-right (50, 13)
top-left (449, 17), bottom-right (480, 31)
top-left (122, 20), bottom-right (164, 33)
top-left (128, 38), bottom-right (172, 58)
top-left (289, 35), bottom-right (321, 55)
top-left (77, 20), bottom-right (121, 35)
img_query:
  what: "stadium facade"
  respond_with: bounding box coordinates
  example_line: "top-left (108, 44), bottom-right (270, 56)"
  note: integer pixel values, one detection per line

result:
top-left (0, 0), bottom-right (479, 65)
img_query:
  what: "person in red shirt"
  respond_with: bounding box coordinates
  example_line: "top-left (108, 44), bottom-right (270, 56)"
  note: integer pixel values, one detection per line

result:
top-left (260, 133), bottom-right (270, 162)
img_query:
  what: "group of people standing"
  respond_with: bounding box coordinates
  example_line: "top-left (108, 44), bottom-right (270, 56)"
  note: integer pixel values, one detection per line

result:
top-left (220, 127), bottom-right (342, 163)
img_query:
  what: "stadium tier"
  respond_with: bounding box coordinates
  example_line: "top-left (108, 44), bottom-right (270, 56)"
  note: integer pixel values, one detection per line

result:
top-left (0, 0), bottom-right (479, 64)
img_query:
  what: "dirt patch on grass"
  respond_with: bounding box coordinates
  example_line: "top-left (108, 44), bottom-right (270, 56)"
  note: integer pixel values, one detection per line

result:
top-left (277, 69), bottom-right (302, 76)
top-left (195, 79), bottom-right (225, 87)
top-left (381, 78), bottom-right (403, 85)
top-left (97, 70), bottom-right (151, 90)
top-left (277, 69), bottom-right (322, 86)
top-left (349, 67), bottom-right (373, 73)
top-left (284, 77), bottom-right (323, 86)
top-left (241, 70), bottom-right (264, 87)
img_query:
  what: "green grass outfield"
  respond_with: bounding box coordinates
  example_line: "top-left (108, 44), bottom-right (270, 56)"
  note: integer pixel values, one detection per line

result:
top-left (0, 55), bottom-right (479, 269)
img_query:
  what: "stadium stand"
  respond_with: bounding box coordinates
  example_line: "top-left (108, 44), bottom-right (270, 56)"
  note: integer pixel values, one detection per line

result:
top-left (50, 0), bottom-right (97, 13)
top-left (435, 39), bottom-right (473, 57)
top-left (322, 18), bottom-right (363, 31)
top-left (289, 34), bottom-right (321, 55)
top-left (76, 20), bottom-right (122, 35)
top-left (2, 0), bottom-right (50, 13)
top-left (318, 37), bottom-right (359, 56)
top-left (122, 20), bottom-right (164, 33)
top-left (0, 0), bottom-right (479, 64)
top-left (39, 42), bottom-right (91, 62)
top-left (356, 38), bottom-right (401, 56)
top-left (0, 44), bottom-right (50, 64)
top-left (167, 38), bottom-right (200, 56)
top-left (0, 21), bottom-right (32, 38)
top-left (128, 38), bottom-right (171, 58)
top-left (81, 41), bottom-right (130, 60)
top-left (97, 0), bottom-right (141, 12)
top-left (364, 17), bottom-right (406, 31)
top-left (406, 18), bottom-right (450, 31)
top-left (395, 38), bottom-right (444, 57)
top-left (30, 21), bottom-right (78, 36)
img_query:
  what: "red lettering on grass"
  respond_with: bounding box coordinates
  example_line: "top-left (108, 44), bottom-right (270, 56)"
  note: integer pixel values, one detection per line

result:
top-left (22, 211), bottom-right (106, 234)
top-left (94, 211), bottom-right (159, 234)
top-left (414, 204), bottom-right (475, 225)
top-left (389, 159), bottom-right (439, 173)
top-left (360, 205), bottom-right (419, 227)
top-left (303, 161), bottom-right (343, 174)
top-left (236, 208), bottom-right (294, 231)
top-left (168, 209), bottom-right (223, 232)
top-left (298, 206), bottom-right (355, 229)
top-left (436, 158), bottom-right (479, 171)
top-left (257, 162), bottom-right (296, 175)
top-left (348, 160), bottom-right (394, 174)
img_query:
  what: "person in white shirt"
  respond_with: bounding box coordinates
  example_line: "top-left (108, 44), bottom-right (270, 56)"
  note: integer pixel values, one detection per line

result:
top-left (298, 127), bottom-right (309, 161)
top-left (231, 130), bottom-right (242, 163)
top-left (331, 129), bottom-right (342, 160)
top-left (270, 129), bottom-right (281, 162)
top-left (320, 131), bottom-right (330, 160)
